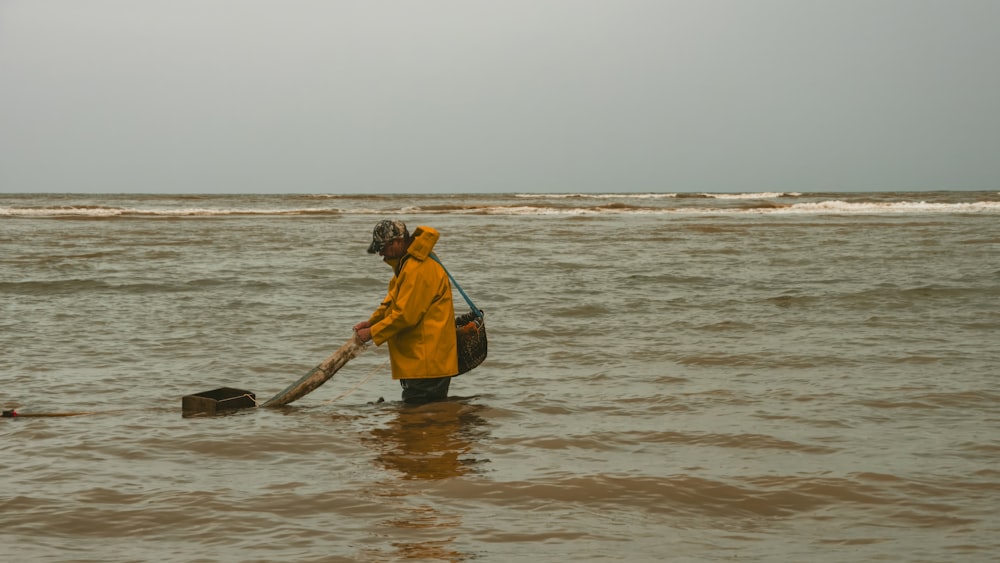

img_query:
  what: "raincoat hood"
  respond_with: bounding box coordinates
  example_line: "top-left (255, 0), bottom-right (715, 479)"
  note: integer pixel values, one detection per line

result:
top-left (406, 226), bottom-right (439, 260)
top-left (384, 225), bottom-right (440, 270)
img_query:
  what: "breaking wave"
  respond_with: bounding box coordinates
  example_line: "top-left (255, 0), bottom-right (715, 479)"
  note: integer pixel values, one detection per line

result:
top-left (2, 192), bottom-right (997, 218)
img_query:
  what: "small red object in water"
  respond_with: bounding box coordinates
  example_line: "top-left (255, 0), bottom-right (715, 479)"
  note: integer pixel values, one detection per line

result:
top-left (2, 409), bottom-right (17, 418)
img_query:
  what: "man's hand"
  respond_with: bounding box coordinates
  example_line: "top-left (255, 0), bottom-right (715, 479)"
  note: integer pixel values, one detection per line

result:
top-left (353, 321), bottom-right (372, 343)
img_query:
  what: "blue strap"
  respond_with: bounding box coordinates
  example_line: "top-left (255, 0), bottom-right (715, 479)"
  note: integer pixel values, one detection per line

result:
top-left (430, 253), bottom-right (483, 318)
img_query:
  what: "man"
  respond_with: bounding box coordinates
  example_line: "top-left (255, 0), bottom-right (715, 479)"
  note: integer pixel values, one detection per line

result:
top-left (353, 219), bottom-right (459, 404)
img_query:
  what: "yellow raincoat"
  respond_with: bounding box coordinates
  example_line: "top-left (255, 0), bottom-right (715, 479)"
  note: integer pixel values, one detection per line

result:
top-left (368, 226), bottom-right (459, 380)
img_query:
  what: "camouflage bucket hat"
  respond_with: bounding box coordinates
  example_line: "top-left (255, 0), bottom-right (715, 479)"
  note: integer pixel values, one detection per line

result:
top-left (367, 219), bottom-right (409, 254)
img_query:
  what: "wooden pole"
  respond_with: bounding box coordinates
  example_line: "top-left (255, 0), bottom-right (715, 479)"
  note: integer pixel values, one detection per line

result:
top-left (261, 333), bottom-right (367, 408)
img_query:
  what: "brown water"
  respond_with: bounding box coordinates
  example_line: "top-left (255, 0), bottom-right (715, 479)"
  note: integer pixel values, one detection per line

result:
top-left (2, 192), bottom-right (999, 561)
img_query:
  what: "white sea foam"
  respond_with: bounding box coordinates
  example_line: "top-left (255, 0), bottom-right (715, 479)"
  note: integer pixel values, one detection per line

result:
top-left (0, 206), bottom-right (127, 217)
top-left (0, 206), bottom-right (344, 217)
top-left (705, 192), bottom-right (800, 199)
top-left (778, 200), bottom-right (1000, 214)
top-left (513, 192), bottom-right (801, 200)
top-left (448, 200), bottom-right (1000, 216)
top-left (3, 194), bottom-right (998, 217)
top-left (513, 192), bottom-right (680, 199)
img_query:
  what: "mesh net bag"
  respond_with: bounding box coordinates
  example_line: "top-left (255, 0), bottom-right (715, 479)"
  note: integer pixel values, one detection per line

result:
top-left (455, 311), bottom-right (487, 375)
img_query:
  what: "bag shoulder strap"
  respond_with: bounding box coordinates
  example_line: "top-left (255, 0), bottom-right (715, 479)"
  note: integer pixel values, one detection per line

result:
top-left (429, 253), bottom-right (483, 319)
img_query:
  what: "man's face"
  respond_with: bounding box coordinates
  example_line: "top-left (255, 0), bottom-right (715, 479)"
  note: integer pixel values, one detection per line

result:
top-left (378, 237), bottom-right (405, 259)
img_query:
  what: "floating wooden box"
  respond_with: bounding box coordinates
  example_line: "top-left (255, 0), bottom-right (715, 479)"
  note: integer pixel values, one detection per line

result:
top-left (182, 387), bottom-right (256, 417)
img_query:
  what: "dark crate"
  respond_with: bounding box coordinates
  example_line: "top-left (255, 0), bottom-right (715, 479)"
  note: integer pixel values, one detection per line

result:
top-left (182, 387), bottom-right (256, 417)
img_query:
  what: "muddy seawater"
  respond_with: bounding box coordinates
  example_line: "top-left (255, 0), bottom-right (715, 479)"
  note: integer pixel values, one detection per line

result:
top-left (2, 192), bottom-right (999, 562)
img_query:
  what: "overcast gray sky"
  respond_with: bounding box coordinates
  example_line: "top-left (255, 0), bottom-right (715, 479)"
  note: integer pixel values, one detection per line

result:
top-left (1, 0), bottom-right (998, 194)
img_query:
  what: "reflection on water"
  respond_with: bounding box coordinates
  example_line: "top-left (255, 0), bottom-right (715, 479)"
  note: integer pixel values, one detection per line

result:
top-left (360, 400), bottom-right (490, 561)
top-left (368, 400), bottom-right (490, 480)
